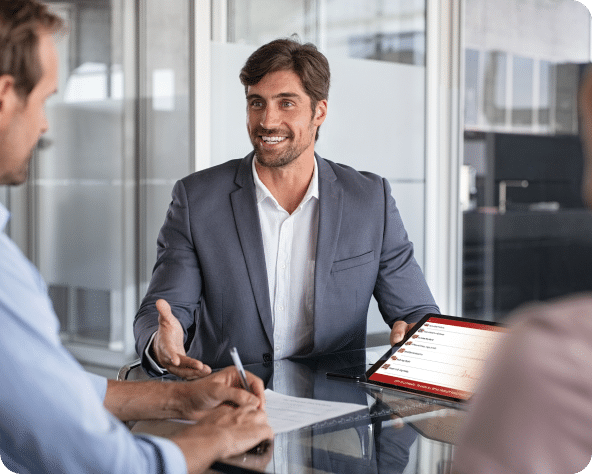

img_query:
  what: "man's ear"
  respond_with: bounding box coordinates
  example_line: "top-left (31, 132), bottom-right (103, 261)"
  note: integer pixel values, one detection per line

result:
top-left (313, 99), bottom-right (328, 126)
top-left (0, 75), bottom-right (18, 129)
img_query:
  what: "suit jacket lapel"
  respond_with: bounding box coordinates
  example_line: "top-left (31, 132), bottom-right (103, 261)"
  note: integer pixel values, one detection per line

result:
top-left (313, 155), bottom-right (343, 350)
top-left (230, 153), bottom-right (274, 346)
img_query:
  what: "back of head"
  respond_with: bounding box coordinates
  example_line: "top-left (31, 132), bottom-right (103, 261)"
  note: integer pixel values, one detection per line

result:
top-left (0, 0), bottom-right (63, 99)
top-left (239, 36), bottom-right (330, 110)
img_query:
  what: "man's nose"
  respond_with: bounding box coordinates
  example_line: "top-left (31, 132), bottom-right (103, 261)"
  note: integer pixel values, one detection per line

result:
top-left (260, 106), bottom-right (280, 129)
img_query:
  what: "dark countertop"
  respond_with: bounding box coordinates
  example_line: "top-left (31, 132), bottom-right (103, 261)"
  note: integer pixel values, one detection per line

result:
top-left (464, 209), bottom-right (592, 243)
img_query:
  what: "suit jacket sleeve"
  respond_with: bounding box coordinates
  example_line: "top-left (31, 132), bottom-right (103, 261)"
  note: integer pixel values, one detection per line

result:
top-left (374, 178), bottom-right (439, 326)
top-left (134, 179), bottom-right (202, 372)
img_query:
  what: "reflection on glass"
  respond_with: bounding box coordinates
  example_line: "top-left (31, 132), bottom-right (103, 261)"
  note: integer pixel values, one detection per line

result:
top-left (63, 63), bottom-right (123, 102)
top-left (37, 0), bottom-right (126, 348)
top-left (228, 0), bottom-right (311, 44)
top-left (30, 0), bottom-right (192, 358)
top-left (512, 55), bottom-right (534, 126)
top-left (325, 0), bottom-right (425, 64)
top-left (483, 51), bottom-right (507, 127)
top-left (462, 0), bottom-right (590, 321)
top-left (465, 49), bottom-right (480, 126)
top-left (538, 60), bottom-right (553, 128)
top-left (141, 0), bottom-right (191, 294)
top-left (227, 0), bottom-right (425, 65)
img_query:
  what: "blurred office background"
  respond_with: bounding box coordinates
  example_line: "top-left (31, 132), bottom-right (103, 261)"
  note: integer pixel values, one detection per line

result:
top-left (0, 0), bottom-right (590, 372)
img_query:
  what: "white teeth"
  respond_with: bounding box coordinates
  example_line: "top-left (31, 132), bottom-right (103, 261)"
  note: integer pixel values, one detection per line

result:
top-left (261, 136), bottom-right (286, 143)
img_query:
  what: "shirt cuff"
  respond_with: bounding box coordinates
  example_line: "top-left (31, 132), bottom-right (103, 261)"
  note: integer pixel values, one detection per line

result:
top-left (136, 434), bottom-right (187, 474)
top-left (144, 332), bottom-right (168, 375)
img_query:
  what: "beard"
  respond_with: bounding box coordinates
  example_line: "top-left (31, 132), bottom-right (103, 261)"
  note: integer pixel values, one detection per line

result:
top-left (1, 151), bottom-right (34, 186)
top-left (250, 125), bottom-right (315, 169)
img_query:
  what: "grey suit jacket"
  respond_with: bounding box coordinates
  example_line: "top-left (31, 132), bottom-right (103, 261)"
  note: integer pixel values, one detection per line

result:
top-left (134, 153), bottom-right (439, 372)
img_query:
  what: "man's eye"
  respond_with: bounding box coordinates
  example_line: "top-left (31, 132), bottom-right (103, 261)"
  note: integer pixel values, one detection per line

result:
top-left (282, 101), bottom-right (293, 107)
top-left (250, 100), bottom-right (263, 108)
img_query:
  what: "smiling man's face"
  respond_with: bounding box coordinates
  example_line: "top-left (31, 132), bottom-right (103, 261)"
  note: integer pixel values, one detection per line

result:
top-left (246, 69), bottom-right (326, 169)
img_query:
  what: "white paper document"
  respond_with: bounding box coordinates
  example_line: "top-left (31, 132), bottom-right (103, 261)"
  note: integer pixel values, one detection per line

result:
top-left (264, 389), bottom-right (367, 434)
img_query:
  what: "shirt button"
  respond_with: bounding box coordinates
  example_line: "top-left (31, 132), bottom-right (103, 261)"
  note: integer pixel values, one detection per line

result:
top-left (278, 305), bottom-right (284, 311)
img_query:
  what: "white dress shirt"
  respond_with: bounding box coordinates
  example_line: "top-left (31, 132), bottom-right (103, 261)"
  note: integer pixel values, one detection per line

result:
top-left (252, 157), bottom-right (319, 360)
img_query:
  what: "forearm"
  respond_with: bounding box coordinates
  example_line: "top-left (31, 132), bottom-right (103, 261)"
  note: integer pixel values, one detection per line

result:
top-left (104, 379), bottom-right (186, 422)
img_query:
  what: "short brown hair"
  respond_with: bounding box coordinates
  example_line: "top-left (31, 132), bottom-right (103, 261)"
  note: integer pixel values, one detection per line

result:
top-left (239, 37), bottom-right (330, 141)
top-left (0, 0), bottom-right (63, 99)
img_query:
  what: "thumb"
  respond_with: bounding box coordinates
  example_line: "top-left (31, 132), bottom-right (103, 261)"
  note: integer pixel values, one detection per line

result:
top-left (390, 321), bottom-right (407, 345)
top-left (155, 299), bottom-right (182, 365)
top-left (156, 298), bottom-right (175, 323)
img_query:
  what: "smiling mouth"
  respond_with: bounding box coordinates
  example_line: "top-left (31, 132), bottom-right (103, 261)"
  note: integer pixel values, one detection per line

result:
top-left (260, 135), bottom-right (287, 145)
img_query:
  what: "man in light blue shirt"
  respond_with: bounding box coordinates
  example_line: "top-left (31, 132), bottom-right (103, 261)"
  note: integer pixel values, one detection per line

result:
top-left (0, 2), bottom-right (272, 473)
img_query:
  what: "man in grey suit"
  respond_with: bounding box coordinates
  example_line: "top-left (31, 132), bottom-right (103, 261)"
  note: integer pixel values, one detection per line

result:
top-left (134, 37), bottom-right (439, 379)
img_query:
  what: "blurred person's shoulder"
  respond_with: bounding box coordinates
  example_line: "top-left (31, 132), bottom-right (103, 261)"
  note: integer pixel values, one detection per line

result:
top-left (506, 292), bottom-right (592, 339)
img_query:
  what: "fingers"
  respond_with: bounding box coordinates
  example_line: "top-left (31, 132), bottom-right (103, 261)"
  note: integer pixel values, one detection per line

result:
top-left (209, 404), bottom-right (274, 458)
top-left (167, 357), bottom-right (212, 380)
top-left (178, 355), bottom-right (212, 377)
top-left (390, 415), bottom-right (405, 429)
top-left (206, 367), bottom-right (266, 408)
top-left (390, 321), bottom-right (415, 346)
top-left (172, 405), bottom-right (273, 470)
top-left (217, 386), bottom-right (262, 409)
top-left (244, 371), bottom-right (266, 407)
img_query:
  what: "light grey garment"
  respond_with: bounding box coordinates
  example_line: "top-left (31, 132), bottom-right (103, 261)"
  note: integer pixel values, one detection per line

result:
top-left (453, 294), bottom-right (592, 474)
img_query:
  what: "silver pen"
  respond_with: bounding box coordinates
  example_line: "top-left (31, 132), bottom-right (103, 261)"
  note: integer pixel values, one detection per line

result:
top-left (230, 347), bottom-right (251, 392)
top-left (230, 347), bottom-right (272, 455)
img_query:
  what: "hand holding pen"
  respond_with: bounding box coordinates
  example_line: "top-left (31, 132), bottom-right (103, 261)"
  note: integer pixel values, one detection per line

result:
top-left (230, 347), bottom-right (272, 454)
top-left (229, 347), bottom-right (266, 408)
top-left (230, 347), bottom-right (252, 392)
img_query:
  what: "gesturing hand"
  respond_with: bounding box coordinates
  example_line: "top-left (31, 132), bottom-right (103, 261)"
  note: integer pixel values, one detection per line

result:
top-left (153, 298), bottom-right (212, 379)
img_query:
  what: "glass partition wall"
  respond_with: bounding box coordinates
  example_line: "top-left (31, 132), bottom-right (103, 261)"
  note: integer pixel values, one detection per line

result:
top-left (1, 0), bottom-right (193, 369)
top-left (461, 0), bottom-right (592, 321)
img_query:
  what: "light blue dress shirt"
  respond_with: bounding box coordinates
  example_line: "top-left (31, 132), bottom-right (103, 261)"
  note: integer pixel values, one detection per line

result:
top-left (0, 203), bottom-right (187, 474)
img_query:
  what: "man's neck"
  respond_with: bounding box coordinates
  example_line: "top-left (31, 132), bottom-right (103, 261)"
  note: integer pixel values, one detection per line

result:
top-left (254, 152), bottom-right (315, 214)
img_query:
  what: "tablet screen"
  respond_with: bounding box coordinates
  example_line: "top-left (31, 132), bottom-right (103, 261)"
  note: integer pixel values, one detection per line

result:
top-left (366, 314), bottom-right (507, 403)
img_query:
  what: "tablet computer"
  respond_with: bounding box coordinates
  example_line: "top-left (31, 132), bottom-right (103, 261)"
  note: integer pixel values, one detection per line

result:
top-left (363, 314), bottom-right (507, 404)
